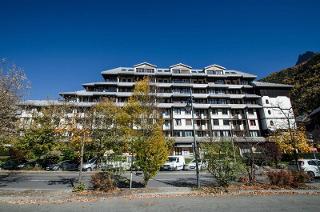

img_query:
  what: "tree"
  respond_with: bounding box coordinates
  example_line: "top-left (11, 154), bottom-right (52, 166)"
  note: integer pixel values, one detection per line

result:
top-left (273, 127), bottom-right (310, 154)
top-left (123, 77), bottom-right (170, 187)
top-left (240, 141), bottom-right (264, 184)
top-left (133, 121), bottom-right (170, 185)
top-left (203, 140), bottom-right (245, 188)
top-left (92, 98), bottom-right (129, 161)
top-left (269, 105), bottom-right (311, 170)
top-left (61, 105), bottom-right (95, 183)
top-left (12, 103), bottom-right (63, 163)
top-left (0, 59), bottom-right (29, 147)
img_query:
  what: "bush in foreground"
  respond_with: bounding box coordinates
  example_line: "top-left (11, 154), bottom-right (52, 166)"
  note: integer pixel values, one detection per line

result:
top-left (267, 170), bottom-right (309, 188)
top-left (73, 182), bottom-right (86, 192)
top-left (91, 171), bottom-right (116, 192)
top-left (203, 141), bottom-right (245, 188)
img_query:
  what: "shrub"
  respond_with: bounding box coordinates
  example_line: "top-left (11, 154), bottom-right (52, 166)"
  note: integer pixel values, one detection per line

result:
top-left (91, 171), bottom-right (116, 192)
top-left (73, 182), bottom-right (86, 192)
top-left (203, 141), bottom-right (245, 188)
top-left (41, 150), bottom-right (61, 167)
top-left (267, 170), bottom-right (309, 188)
top-left (61, 147), bottom-right (77, 161)
top-left (291, 171), bottom-right (310, 186)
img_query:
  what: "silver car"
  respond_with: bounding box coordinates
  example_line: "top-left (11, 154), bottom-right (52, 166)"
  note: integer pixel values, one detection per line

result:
top-left (82, 157), bottom-right (97, 171)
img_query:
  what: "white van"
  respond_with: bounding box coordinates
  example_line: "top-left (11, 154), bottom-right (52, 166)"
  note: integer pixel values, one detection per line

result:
top-left (161, 156), bottom-right (185, 171)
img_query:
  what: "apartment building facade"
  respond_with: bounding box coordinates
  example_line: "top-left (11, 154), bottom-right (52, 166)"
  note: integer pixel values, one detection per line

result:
top-left (20, 62), bottom-right (295, 157)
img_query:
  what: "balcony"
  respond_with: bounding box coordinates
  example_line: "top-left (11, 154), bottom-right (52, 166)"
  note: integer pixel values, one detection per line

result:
top-left (195, 125), bottom-right (208, 130)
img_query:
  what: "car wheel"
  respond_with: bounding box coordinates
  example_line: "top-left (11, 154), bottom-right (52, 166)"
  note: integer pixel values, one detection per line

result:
top-left (307, 171), bottom-right (315, 180)
top-left (87, 167), bottom-right (92, 172)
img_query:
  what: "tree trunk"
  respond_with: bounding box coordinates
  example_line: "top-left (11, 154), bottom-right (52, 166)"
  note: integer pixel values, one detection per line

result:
top-left (78, 139), bottom-right (85, 183)
top-left (294, 149), bottom-right (300, 171)
top-left (129, 151), bottom-right (133, 189)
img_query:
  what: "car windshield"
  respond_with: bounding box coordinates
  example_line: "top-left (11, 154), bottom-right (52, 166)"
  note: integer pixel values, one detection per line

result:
top-left (167, 157), bottom-right (177, 162)
top-left (88, 158), bottom-right (96, 163)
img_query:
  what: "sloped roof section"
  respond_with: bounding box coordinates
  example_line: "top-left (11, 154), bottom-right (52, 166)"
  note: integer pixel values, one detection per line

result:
top-left (101, 67), bottom-right (131, 75)
top-left (134, 62), bottom-right (157, 68)
top-left (204, 64), bottom-right (226, 70)
top-left (170, 63), bottom-right (192, 69)
top-left (252, 81), bottom-right (293, 88)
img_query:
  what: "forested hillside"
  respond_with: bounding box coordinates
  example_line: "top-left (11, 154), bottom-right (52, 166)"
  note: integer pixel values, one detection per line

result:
top-left (260, 53), bottom-right (320, 115)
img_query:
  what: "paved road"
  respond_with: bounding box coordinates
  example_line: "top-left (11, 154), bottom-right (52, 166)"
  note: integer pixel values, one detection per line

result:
top-left (1, 195), bottom-right (320, 212)
top-left (0, 171), bottom-right (214, 190)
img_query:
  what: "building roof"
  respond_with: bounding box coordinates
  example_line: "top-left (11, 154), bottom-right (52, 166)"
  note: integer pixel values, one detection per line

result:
top-left (252, 81), bottom-right (293, 88)
top-left (134, 62), bottom-right (157, 68)
top-left (101, 64), bottom-right (257, 78)
top-left (59, 90), bottom-right (92, 96)
top-left (204, 64), bottom-right (226, 70)
top-left (170, 63), bottom-right (192, 69)
top-left (19, 100), bottom-right (94, 107)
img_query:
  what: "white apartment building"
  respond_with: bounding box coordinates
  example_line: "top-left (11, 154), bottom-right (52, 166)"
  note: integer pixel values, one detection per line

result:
top-left (19, 62), bottom-right (295, 157)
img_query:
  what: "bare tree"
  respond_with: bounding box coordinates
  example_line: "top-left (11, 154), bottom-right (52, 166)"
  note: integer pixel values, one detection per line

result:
top-left (0, 59), bottom-right (29, 145)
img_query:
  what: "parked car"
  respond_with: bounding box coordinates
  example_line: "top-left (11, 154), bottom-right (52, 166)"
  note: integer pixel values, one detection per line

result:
top-left (184, 159), bottom-right (207, 171)
top-left (161, 156), bottom-right (185, 171)
top-left (17, 160), bottom-right (39, 170)
top-left (1, 160), bottom-right (20, 170)
top-left (82, 157), bottom-right (97, 171)
top-left (288, 159), bottom-right (320, 178)
top-left (46, 160), bottom-right (79, 171)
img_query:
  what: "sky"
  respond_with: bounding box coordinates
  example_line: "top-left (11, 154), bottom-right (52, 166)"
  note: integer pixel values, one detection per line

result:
top-left (1, 0), bottom-right (320, 100)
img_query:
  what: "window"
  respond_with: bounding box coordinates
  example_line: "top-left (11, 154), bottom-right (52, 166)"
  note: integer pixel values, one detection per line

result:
top-left (185, 131), bottom-right (193, 137)
top-left (222, 131), bottom-right (230, 137)
top-left (223, 120), bottom-right (229, 126)
top-left (213, 119), bottom-right (219, 126)
top-left (175, 119), bottom-right (182, 126)
top-left (248, 109), bottom-right (254, 115)
top-left (222, 109), bottom-right (228, 115)
top-left (308, 160), bottom-right (317, 166)
top-left (266, 99), bottom-right (269, 104)
top-left (250, 131), bottom-right (258, 137)
top-left (249, 120), bottom-right (256, 126)
top-left (164, 120), bottom-right (170, 126)
top-left (211, 109), bottom-right (218, 115)
top-left (174, 108), bottom-right (181, 115)
top-left (213, 131), bottom-right (221, 137)
top-left (185, 109), bottom-right (191, 115)
top-left (270, 120), bottom-right (274, 126)
top-left (186, 119), bottom-right (192, 125)
top-left (268, 110), bottom-right (272, 115)
top-left (174, 131), bottom-right (183, 137)
top-left (196, 120), bottom-right (201, 126)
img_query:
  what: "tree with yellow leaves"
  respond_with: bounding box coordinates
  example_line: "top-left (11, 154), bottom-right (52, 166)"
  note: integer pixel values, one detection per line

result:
top-left (123, 77), bottom-right (171, 186)
top-left (268, 104), bottom-right (311, 170)
top-left (274, 127), bottom-right (310, 154)
top-left (272, 126), bottom-right (310, 171)
top-left (92, 98), bottom-right (130, 160)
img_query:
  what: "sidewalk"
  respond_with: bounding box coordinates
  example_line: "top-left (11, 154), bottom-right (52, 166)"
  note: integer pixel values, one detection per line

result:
top-left (0, 185), bottom-right (319, 206)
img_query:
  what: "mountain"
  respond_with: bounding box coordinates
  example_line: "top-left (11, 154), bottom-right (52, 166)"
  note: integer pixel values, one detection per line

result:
top-left (260, 52), bottom-right (320, 115)
top-left (295, 51), bottom-right (317, 65)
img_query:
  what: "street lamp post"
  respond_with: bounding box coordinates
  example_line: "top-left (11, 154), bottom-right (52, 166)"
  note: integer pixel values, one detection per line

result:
top-left (186, 89), bottom-right (200, 188)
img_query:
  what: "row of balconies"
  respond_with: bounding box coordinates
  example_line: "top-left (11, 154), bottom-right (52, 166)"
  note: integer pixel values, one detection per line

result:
top-left (84, 81), bottom-right (253, 89)
top-left (103, 76), bottom-right (251, 84)
top-left (77, 93), bottom-right (259, 104)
